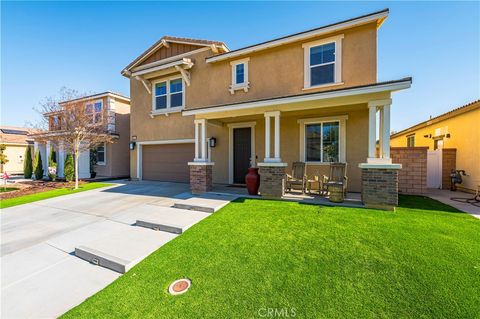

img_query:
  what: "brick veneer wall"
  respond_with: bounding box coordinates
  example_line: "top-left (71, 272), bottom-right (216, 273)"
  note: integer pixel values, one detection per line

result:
top-left (391, 147), bottom-right (428, 195)
top-left (361, 168), bottom-right (399, 210)
top-left (189, 164), bottom-right (213, 194)
top-left (259, 165), bottom-right (286, 198)
top-left (441, 148), bottom-right (456, 190)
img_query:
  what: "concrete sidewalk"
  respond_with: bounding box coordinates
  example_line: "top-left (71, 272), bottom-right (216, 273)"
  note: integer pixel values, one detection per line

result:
top-left (427, 188), bottom-right (480, 219)
top-left (1, 181), bottom-right (236, 318)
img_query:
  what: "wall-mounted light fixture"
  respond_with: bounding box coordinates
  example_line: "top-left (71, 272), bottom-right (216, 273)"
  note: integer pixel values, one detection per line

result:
top-left (209, 137), bottom-right (217, 148)
top-left (129, 141), bottom-right (136, 150)
top-left (424, 134), bottom-right (432, 138)
top-left (446, 133), bottom-right (451, 138)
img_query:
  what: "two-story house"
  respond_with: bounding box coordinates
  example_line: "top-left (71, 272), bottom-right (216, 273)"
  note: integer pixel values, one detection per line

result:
top-left (123, 9), bottom-right (411, 210)
top-left (32, 92), bottom-right (131, 179)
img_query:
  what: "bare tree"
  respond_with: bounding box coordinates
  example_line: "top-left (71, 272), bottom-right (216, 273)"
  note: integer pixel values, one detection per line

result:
top-left (31, 88), bottom-right (114, 189)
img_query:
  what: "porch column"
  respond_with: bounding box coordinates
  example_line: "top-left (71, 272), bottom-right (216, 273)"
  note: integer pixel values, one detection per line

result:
top-left (259, 111), bottom-right (286, 199)
top-left (360, 98), bottom-right (401, 211)
top-left (263, 111), bottom-right (281, 163)
top-left (189, 118), bottom-right (214, 194)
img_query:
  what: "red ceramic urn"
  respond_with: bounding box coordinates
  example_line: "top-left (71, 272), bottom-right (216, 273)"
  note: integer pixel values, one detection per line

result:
top-left (245, 167), bottom-right (260, 195)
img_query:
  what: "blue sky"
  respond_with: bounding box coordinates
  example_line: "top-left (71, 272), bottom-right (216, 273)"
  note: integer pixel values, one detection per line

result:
top-left (1, 1), bottom-right (479, 132)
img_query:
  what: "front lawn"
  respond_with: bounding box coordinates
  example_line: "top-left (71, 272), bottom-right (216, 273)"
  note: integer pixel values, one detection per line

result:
top-left (64, 196), bottom-right (480, 318)
top-left (0, 182), bottom-right (113, 209)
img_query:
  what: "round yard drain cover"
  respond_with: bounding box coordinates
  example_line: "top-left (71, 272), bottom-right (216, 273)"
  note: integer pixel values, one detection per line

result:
top-left (168, 278), bottom-right (191, 295)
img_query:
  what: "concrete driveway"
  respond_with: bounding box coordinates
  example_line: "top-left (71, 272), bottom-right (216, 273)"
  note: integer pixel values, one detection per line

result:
top-left (1, 181), bottom-right (236, 318)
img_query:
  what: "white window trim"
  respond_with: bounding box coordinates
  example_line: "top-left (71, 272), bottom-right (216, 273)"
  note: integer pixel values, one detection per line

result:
top-left (96, 142), bottom-right (106, 166)
top-left (298, 115), bottom-right (347, 164)
top-left (151, 75), bottom-right (185, 115)
top-left (85, 99), bottom-right (104, 124)
top-left (229, 58), bottom-right (250, 94)
top-left (227, 121), bottom-right (256, 184)
top-left (303, 34), bottom-right (344, 89)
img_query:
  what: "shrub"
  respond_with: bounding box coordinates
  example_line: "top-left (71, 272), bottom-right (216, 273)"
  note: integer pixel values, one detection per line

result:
top-left (48, 148), bottom-right (57, 181)
top-left (0, 144), bottom-right (8, 173)
top-left (24, 147), bottom-right (33, 178)
top-left (33, 150), bottom-right (44, 180)
top-left (64, 154), bottom-right (74, 182)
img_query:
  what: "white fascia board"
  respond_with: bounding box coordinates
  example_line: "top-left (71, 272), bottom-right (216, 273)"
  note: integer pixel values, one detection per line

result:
top-left (131, 58), bottom-right (193, 77)
top-left (132, 47), bottom-right (210, 73)
top-left (206, 11), bottom-right (388, 63)
top-left (182, 79), bottom-right (411, 116)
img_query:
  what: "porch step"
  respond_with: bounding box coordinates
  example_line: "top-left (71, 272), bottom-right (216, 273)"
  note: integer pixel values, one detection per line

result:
top-left (74, 226), bottom-right (176, 273)
top-left (172, 193), bottom-right (239, 213)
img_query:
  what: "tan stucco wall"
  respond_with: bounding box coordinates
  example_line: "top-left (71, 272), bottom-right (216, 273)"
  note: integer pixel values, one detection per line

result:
top-left (208, 104), bottom-right (368, 192)
top-left (1, 144), bottom-right (28, 174)
top-left (391, 107), bottom-right (480, 191)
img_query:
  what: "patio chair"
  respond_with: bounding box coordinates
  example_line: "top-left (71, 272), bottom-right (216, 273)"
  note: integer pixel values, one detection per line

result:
top-left (322, 163), bottom-right (348, 196)
top-left (285, 162), bottom-right (307, 193)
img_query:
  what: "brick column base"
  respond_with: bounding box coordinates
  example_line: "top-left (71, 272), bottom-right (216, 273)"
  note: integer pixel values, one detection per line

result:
top-left (189, 162), bottom-right (214, 194)
top-left (359, 163), bottom-right (402, 211)
top-left (258, 163), bottom-right (287, 199)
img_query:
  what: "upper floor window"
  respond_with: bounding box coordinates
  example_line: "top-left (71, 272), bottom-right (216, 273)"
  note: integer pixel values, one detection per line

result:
top-left (85, 100), bottom-right (103, 124)
top-left (152, 77), bottom-right (184, 111)
top-left (407, 134), bottom-right (415, 147)
top-left (303, 34), bottom-right (344, 89)
top-left (229, 58), bottom-right (250, 94)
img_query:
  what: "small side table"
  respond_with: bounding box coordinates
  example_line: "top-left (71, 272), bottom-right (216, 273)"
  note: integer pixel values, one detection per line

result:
top-left (327, 182), bottom-right (344, 203)
top-left (307, 177), bottom-right (320, 194)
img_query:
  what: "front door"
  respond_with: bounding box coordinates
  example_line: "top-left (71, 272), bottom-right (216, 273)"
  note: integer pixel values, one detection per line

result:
top-left (233, 127), bottom-right (251, 184)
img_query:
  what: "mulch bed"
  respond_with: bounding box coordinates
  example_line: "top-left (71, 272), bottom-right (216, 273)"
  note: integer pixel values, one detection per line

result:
top-left (0, 180), bottom-right (87, 200)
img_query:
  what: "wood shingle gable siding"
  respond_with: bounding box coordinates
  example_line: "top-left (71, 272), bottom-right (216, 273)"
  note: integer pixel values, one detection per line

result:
top-left (141, 43), bottom-right (205, 66)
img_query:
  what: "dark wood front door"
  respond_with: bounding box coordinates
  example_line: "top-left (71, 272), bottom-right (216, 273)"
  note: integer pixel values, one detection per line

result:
top-left (233, 127), bottom-right (251, 184)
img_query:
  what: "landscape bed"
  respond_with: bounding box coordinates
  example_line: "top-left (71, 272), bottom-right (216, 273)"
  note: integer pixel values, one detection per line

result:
top-left (63, 195), bottom-right (480, 318)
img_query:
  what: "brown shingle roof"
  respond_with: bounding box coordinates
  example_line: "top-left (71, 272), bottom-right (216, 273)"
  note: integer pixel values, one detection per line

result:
top-left (0, 126), bottom-right (40, 145)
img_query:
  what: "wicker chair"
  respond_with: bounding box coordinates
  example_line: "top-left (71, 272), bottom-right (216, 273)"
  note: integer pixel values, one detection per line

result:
top-left (285, 162), bottom-right (307, 193)
top-left (322, 163), bottom-right (348, 195)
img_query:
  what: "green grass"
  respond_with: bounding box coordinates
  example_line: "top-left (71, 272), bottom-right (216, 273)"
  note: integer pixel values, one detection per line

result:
top-left (0, 182), bottom-right (113, 209)
top-left (63, 195), bottom-right (480, 318)
top-left (0, 187), bottom-right (19, 193)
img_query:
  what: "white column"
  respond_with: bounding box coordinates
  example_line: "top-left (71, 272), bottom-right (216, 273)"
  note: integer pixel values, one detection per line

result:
top-left (136, 144), bottom-right (142, 180)
top-left (194, 121), bottom-right (199, 160)
top-left (368, 105), bottom-right (377, 159)
top-left (381, 103), bottom-right (391, 159)
top-left (200, 119), bottom-right (207, 161)
top-left (264, 115), bottom-right (271, 160)
top-left (274, 112), bottom-right (280, 160)
top-left (378, 108), bottom-right (384, 157)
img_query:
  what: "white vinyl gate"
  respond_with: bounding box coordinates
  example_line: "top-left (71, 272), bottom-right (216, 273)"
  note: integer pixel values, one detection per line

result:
top-left (427, 149), bottom-right (442, 189)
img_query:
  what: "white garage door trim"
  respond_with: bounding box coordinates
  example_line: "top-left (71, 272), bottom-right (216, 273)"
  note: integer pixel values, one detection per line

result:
top-left (136, 139), bottom-right (194, 180)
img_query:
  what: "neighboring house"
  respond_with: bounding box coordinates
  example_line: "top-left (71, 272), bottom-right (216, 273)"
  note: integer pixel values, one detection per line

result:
top-left (0, 126), bottom-right (37, 174)
top-left (391, 100), bottom-right (480, 193)
top-left (122, 9), bottom-right (412, 209)
top-left (32, 92), bottom-right (131, 179)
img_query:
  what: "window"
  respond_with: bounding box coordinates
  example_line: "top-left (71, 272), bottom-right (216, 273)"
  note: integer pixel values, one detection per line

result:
top-left (85, 100), bottom-right (103, 124)
top-left (152, 77), bottom-right (184, 111)
top-left (229, 58), bottom-right (250, 94)
top-left (407, 135), bottom-right (415, 147)
top-left (303, 34), bottom-right (343, 89)
top-left (298, 116), bottom-right (347, 163)
top-left (305, 122), bottom-right (340, 162)
top-left (96, 143), bottom-right (106, 165)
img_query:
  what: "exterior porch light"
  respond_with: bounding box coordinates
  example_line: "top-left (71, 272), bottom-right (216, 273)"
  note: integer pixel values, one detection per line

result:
top-left (209, 137), bottom-right (217, 148)
top-left (129, 141), bottom-right (136, 150)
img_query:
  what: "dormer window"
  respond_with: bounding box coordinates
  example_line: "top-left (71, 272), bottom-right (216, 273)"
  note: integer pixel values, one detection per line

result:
top-left (229, 58), bottom-right (250, 94)
top-left (85, 100), bottom-right (103, 124)
top-left (303, 34), bottom-right (344, 89)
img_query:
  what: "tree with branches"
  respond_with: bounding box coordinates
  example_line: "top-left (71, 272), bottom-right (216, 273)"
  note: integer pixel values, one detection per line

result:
top-left (31, 87), bottom-right (114, 189)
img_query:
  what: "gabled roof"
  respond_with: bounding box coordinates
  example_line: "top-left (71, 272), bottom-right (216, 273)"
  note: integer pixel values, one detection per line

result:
top-left (391, 99), bottom-right (480, 138)
top-left (122, 36), bottom-right (228, 75)
top-left (206, 8), bottom-right (389, 63)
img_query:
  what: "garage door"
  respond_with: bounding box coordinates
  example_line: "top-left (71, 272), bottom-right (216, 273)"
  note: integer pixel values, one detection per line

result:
top-left (142, 143), bottom-right (194, 182)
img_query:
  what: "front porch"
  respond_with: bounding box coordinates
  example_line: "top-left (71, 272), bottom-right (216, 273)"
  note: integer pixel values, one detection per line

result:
top-left (184, 80), bottom-right (410, 209)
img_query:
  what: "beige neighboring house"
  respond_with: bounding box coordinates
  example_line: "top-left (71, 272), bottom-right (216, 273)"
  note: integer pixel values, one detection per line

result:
top-left (0, 126), bottom-right (37, 174)
top-left (32, 92), bottom-right (131, 179)
top-left (122, 9), bottom-right (412, 209)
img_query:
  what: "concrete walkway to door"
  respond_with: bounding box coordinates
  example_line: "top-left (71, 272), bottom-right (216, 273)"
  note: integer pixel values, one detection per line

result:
top-left (428, 188), bottom-right (480, 219)
top-left (1, 180), bottom-right (237, 318)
